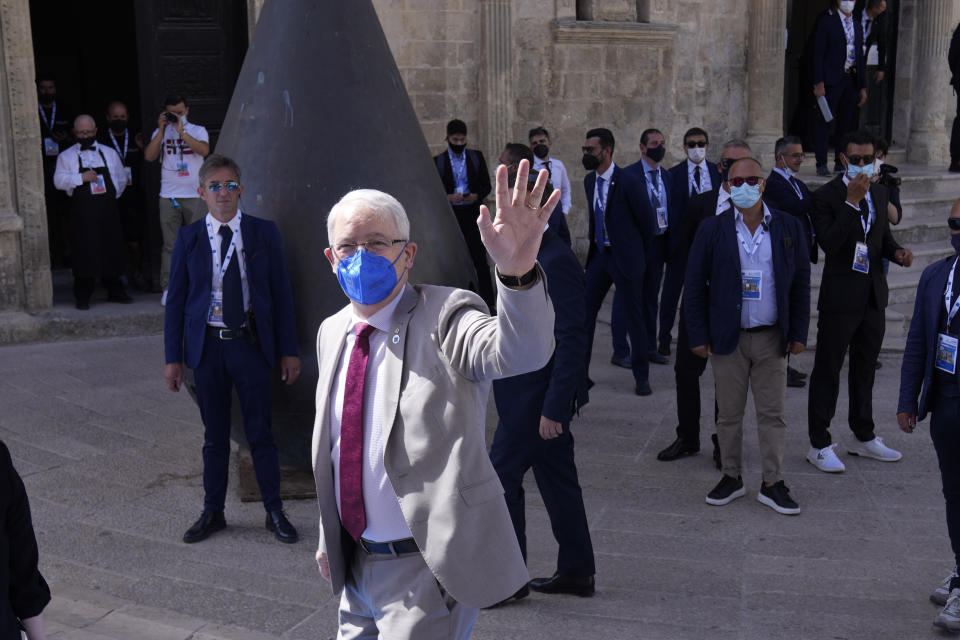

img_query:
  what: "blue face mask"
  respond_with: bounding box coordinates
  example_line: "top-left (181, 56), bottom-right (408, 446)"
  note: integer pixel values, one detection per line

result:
top-left (729, 183), bottom-right (761, 209)
top-left (336, 245), bottom-right (407, 305)
top-left (846, 163), bottom-right (875, 180)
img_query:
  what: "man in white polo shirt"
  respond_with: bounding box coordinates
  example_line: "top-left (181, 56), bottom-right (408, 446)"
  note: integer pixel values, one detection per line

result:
top-left (144, 94), bottom-right (210, 304)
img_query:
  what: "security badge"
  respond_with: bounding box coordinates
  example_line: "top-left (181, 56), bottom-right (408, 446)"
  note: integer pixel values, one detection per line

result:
top-left (124, 167), bottom-right (132, 186)
top-left (742, 270), bottom-right (762, 301)
top-left (177, 160), bottom-right (190, 177)
top-left (43, 137), bottom-right (59, 156)
top-left (656, 206), bottom-right (668, 230)
top-left (852, 241), bottom-right (869, 273)
top-left (90, 174), bottom-right (107, 195)
top-left (208, 289), bottom-right (223, 324)
top-left (937, 333), bottom-right (958, 375)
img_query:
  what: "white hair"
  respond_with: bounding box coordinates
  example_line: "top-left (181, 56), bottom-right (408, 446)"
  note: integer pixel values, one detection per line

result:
top-left (326, 189), bottom-right (410, 246)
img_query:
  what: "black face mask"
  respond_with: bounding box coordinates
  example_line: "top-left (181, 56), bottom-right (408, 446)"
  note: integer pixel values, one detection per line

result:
top-left (108, 119), bottom-right (127, 134)
top-left (533, 144), bottom-right (549, 160)
top-left (77, 137), bottom-right (95, 150)
top-left (582, 154), bottom-right (600, 171)
top-left (646, 145), bottom-right (666, 163)
top-left (448, 143), bottom-right (466, 155)
top-left (39, 93), bottom-right (55, 105)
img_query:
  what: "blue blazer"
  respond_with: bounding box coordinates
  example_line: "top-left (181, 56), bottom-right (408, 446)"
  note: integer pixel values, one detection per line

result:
top-left (493, 228), bottom-right (589, 425)
top-left (763, 170), bottom-right (818, 264)
top-left (683, 207), bottom-right (811, 356)
top-left (624, 160), bottom-right (674, 251)
top-left (667, 159), bottom-right (722, 257)
top-left (813, 9), bottom-right (866, 89)
top-left (584, 165), bottom-right (653, 279)
top-left (898, 257), bottom-right (960, 420)
top-left (164, 213), bottom-right (299, 370)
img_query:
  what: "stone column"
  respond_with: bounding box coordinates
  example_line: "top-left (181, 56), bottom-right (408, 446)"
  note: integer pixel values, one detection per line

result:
top-left (744, 0), bottom-right (787, 166)
top-left (907, 0), bottom-right (957, 165)
top-left (479, 0), bottom-right (511, 170)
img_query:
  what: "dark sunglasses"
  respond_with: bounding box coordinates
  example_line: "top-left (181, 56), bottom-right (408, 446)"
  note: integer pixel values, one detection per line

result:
top-left (206, 181), bottom-right (241, 193)
top-left (685, 140), bottom-right (707, 148)
top-left (948, 218), bottom-right (960, 231)
top-left (845, 154), bottom-right (875, 166)
top-left (728, 176), bottom-right (764, 187)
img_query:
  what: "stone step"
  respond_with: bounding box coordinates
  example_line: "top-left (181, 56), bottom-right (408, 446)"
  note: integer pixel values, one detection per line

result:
top-left (803, 167), bottom-right (960, 196)
top-left (893, 204), bottom-right (957, 243)
top-left (808, 239), bottom-right (951, 284)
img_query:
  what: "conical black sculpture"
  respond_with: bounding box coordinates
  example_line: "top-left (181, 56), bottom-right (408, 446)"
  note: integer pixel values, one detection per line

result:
top-left (214, 0), bottom-right (478, 469)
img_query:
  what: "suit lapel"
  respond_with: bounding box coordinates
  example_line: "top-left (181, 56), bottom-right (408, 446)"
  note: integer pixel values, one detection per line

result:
top-left (720, 210), bottom-right (739, 269)
top-left (380, 286), bottom-right (419, 446)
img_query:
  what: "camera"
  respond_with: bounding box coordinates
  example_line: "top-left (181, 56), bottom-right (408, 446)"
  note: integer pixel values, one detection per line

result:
top-left (164, 112), bottom-right (179, 123)
top-left (877, 163), bottom-right (901, 189)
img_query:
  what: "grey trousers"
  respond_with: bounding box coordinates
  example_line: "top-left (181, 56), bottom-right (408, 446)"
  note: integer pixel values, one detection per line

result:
top-left (159, 196), bottom-right (203, 289)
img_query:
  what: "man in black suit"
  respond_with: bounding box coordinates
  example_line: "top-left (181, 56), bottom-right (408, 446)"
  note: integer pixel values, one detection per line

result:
top-left (582, 127), bottom-right (655, 395)
top-left (806, 129), bottom-right (914, 474)
top-left (434, 119), bottom-right (495, 308)
top-left (949, 22), bottom-right (960, 173)
top-left (656, 140), bottom-right (752, 461)
top-left (763, 136), bottom-right (816, 389)
top-left (490, 208), bottom-right (594, 601)
top-left (812, 0), bottom-right (867, 176)
top-left (858, 0), bottom-right (888, 85)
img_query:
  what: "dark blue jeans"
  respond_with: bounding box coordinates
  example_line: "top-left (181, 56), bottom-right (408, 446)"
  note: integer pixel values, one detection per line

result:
top-left (930, 391), bottom-right (960, 567)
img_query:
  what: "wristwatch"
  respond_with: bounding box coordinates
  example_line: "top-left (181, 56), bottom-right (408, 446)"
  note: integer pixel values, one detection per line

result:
top-left (496, 265), bottom-right (539, 288)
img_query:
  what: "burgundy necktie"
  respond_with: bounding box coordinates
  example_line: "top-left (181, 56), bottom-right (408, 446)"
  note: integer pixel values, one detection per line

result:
top-left (340, 322), bottom-right (375, 541)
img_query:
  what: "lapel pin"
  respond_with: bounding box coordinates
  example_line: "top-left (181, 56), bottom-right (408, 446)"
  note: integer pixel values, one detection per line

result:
top-left (392, 329), bottom-right (400, 344)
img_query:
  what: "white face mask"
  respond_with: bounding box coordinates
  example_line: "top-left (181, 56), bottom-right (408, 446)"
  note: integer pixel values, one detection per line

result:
top-left (874, 159), bottom-right (882, 174)
top-left (782, 165), bottom-right (798, 179)
top-left (687, 147), bottom-right (707, 164)
top-left (839, 1), bottom-right (855, 13)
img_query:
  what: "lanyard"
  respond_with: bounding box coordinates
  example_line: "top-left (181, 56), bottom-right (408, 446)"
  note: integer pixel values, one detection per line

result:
top-left (207, 217), bottom-right (241, 289)
top-left (946, 257), bottom-right (960, 328)
top-left (648, 169), bottom-right (664, 207)
top-left (860, 203), bottom-right (873, 240)
top-left (841, 14), bottom-right (855, 45)
top-left (108, 130), bottom-right (128, 163)
top-left (736, 221), bottom-right (765, 259)
top-left (39, 102), bottom-right (56, 133)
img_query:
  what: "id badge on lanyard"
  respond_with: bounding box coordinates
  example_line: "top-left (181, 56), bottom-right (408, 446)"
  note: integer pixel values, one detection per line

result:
top-left (124, 167), bottom-right (132, 186)
top-left (938, 258), bottom-right (960, 374)
top-left (44, 138), bottom-right (59, 156)
top-left (208, 289), bottom-right (224, 324)
top-left (656, 205), bottom-right (668, 230)
top-left (177, 160), bottom-right (190, 177)
top-left (742, 270), bottom-right (762, 301)
top-left (852, 242), bottom-right (869, 273)
top-left (90, 174), bottom-right (107, 195)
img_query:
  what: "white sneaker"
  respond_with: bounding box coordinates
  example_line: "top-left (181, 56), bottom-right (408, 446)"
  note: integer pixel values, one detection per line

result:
top-left (936, 588), bottom-right (960, 632)
top-left (847, 436), bottom-right (902, 462)
top-left (806, 444), bottom-right (845, 473)
top-left (932, 568), bottom-right (959, 606)
top-left (161, 290), bottom-right (168, 306)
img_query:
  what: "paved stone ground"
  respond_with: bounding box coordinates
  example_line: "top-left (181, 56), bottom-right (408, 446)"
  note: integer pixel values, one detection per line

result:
top-left (0, 314), bottom-right (953, 639)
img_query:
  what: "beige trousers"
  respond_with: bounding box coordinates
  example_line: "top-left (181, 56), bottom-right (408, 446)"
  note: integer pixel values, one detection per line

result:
top-left (158, 196), bottom-right (203, 289)
top-left (710, 326), bottom-right (788, 484)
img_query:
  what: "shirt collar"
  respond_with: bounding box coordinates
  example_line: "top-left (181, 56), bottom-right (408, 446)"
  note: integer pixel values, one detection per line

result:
top-left (447, 148), bottom-right (465, 162)
top-left (715, 186), bottom-right (732, 215)
top-left (734, 202), bottom-right (773, 226)
top-left (352, 282), bottom-right (408, 332)
top-left (687, 157), bottom-right (707, 169)
top-left (641, 156), bottom-right (659, 173)
top-left (597, 162), bottom-right (615, 182)
top-left (772, 167), bottom-right (794, 182)
top-left (206, 208), bottom-right (243, 234)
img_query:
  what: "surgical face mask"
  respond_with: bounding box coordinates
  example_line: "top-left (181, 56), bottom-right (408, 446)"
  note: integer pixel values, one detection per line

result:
top-left (729, 183), bottom-right (762, 209)
top-left (646, 145), bottom-right (666, 164)
top-left (533, 144), bottom-right (549, 160)
top-left (952, 234), bottom-right (960, 255)
top-left (336, 246), bottom-right (406, 305)
top-left (874, 159), bottom-right (883, 174)
top-left (582, 153), bottom-right (600, 171)
top-left (839, 1), bottom-right (855, 13)
top-left (846, 163), bottom-right (875, 180)
top-left (779, 161), bottom-right (798, 179)
top-left (687, 147), bottom-right (706, 164)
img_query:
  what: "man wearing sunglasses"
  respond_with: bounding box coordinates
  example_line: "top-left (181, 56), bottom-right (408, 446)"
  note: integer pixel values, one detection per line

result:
top-left (807, 129), bottom-right (913, 474)
top-left (684, 157), bottom-right (810, 514)
top-left (163, 154), bottom-right (301, 545)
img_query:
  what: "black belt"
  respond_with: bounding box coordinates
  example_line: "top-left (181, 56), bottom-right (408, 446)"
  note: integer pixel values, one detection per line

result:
top-left (206, 326), bottom-right (250, 340)
top-left (742, 324), bottom-right (776, 333)
top-left (358, 537), bottom-right (419, 556)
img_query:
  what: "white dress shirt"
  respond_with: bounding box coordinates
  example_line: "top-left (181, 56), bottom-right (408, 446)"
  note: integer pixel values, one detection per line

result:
top-left (841, 173), bottom-right (876, 232)
top-left (773, 167), bottom-right (805, 199)
top-left (204, 210), bottom-right (251, 328)
top-left (594, 162), bottom-right (615, 245)
top-left (715, 185), bottom-right (732, 216)
top-left (52, 142), bottom-right (127, 198)
top-left (534, 156), bottom-right (572, 215)
top-left (329, 288), bottom-right (412, 542)
top-left (735, 204), bottom-right (778, 329)
top-left (687, 158), bottom-right (713, 195)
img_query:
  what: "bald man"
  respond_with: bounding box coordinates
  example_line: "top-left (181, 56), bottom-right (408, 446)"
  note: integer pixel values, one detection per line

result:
top-left (684, 157), bottom-right (810, 515)
top-left (53, 115), bottom-right (132, 309)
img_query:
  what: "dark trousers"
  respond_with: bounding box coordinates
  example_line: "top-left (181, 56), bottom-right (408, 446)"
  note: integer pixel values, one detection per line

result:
top-left (807, 305), bottom-right (885, 449)
top-left (193, 332), bottom-right (282, 513)
top-left (489, 420), bottom-right (595, 577)
top-left (952, 90), bottom-right (960, 161)
top-left (585, 250), bottom-right (649, 385)
top-left (452, 204), bottom-right (496, 309)
top-left (611, 289), bottom-right (629, 359)
top-left (931, 392), bottom-right (960, 567)
top-left (642, 234), bottom-right (669, 352)
top-left (675, 306), bottom-right (710, 444)
top-left (658, 249), bottom-right (685, 348)
top-left (815, 75), bottom-right (859, 168)
top-left (73, 276), bottom-right (125, 303)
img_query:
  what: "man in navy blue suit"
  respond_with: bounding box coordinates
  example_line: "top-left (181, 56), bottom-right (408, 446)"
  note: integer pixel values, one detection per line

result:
top-left (163, 154), bottom-right (301, 544)
top-left (812, 0), bottom-right (867, 176)
top-left (684, 157), bottom-right (810, 515)
top-left (898, 199), bottom-right (960, 630)
top-left (490, 216), bottom-right (594, 602)
top-left (582, 128), bottom-right (655, 395)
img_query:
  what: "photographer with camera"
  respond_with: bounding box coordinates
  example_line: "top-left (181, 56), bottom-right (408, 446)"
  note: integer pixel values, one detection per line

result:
top-left (144, 94), bottom-right (210, 304)
top-left (873, 137), bottom-right (902, 226)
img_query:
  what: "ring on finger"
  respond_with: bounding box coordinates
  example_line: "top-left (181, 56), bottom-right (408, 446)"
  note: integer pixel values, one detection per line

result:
top-left (526, 198), bottom-right (539, 210)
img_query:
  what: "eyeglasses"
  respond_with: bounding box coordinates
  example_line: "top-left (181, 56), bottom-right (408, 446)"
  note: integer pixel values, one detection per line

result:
top-left (685, 141), bottom-right (707, 148)
top-left (948, 218), bottom-right (960, 231)
top-left (845, 154), bottom-right (875, 166)
top-left (581, 146), bottom-right (599, 154)
top-left (334, 239), bottom-right (406, 257)
top-left (206, 181), bottom-right (240, 193)
top-left (728, 176), bottom-right (764, 187)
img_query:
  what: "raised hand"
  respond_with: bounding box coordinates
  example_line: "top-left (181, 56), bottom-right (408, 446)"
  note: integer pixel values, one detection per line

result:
top-left (476, 159), bottom-right (561, 276)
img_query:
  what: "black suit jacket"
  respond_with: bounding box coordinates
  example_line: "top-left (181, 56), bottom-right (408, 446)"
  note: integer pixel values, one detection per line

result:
top-left (950, 23), bottom-right (960, 88)
top-left (763, 170), bottom-right (818, 264)
top-left (680, 187), bottom-right (723, 261)
top-left (811, 176), bottom-right (902, 313)
top-left (584, 165), bottom-right (653, 279)
top-left (434, 148), bottom-right (492, 203)
top-left (667, 159), bottom-right (722, 258)
top-left (493, 228), bottom-right (588, 425)
top-left (813, 9), bottom-right (866, 89)
top-left (858, 9), bottom-right (888, 72)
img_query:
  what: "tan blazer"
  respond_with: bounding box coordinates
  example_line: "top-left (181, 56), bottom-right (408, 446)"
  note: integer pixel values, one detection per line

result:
top-left (311, 271), bottom-right (555, 608)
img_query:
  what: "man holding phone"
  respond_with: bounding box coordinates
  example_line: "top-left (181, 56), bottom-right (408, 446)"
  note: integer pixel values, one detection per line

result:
top-left (144, 94), bottom-right (210, 305)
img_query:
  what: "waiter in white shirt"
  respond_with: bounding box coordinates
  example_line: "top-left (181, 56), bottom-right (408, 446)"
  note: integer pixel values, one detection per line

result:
top-left (529, 126), bottom-right (573, 245)
top-left (144, 94), bottom-right (210, 304)
top-left (53, 115), bottom-right (132, 310)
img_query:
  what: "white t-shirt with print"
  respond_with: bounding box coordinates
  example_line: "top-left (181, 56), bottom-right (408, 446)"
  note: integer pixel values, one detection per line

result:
top-left (151, 121), bottom-right (209, 198)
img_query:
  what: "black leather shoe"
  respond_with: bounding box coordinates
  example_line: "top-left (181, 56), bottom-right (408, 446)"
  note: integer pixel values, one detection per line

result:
top-left (658, 342), bottom-right (671, 357)
top-left (787, 367), bottom-right (806, 388)
top-left (711, 433), bottom-right (722, 470)
top-left (107, 292), bottom-right (134, 304)
top-left (183, 510), bottom-right (226, 543)
top-left (483, 584), bottom-right (529, 609)
top-left (787, 365), bottom-right (807, 379)
top-left (875, 360), bottom-right (882, 370)
top-left (657, 437), bottom-right (700, 461)
top-left (529, 573), bottom-right (595, 597)
top-left (75, 300), bottom-right (90, 310)
top-left (635, 381), bottom-right (652, 396)
top-left (610, 354), bottom-right (632, 369)
top-left (266, 510), bottom-right (299, 543)
top-left (648, 351), bottom-right (669, 365)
